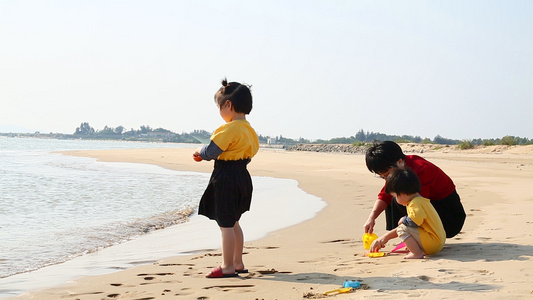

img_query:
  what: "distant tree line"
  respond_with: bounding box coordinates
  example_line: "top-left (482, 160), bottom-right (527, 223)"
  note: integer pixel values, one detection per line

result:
top-left (73, 122), bottom-right (212, 143)
top-left (67, 124), bottom-right (533, 146)
top-left (3, 123), bottom-right (530, 147)
top-left (260, 129), bottom-right (532, 146)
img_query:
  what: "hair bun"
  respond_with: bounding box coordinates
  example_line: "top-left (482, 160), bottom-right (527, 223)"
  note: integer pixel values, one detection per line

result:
top-left (221, 78), bottom-right (228, 87)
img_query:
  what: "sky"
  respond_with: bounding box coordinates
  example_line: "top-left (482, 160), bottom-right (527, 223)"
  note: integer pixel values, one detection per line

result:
top-left (1, 0), bottom-right (532, 141)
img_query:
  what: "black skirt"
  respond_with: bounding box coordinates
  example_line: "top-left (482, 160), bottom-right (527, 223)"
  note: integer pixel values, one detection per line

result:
top-left (198, 159), bottom-right (252, 228)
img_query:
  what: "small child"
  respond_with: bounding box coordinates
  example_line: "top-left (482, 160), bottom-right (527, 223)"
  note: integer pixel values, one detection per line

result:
top-left (193, 78), bottom-right (259, 277)
top-left (370, 168), bottom-right (446, 259)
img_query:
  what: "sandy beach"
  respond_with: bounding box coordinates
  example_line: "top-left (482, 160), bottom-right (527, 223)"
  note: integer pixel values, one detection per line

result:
top-left (13, 144), bottom-right (533, 299)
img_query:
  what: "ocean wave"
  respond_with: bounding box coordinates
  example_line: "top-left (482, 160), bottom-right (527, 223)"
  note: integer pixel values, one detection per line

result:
top-left (1, 206), bottom-right (196, 278)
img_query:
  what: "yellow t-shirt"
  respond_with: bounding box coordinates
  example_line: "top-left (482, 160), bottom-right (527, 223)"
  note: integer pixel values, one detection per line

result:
top-left (211, 119), bottom-right (259, 161)
top-left (407, 196), bottom-right (446, 255)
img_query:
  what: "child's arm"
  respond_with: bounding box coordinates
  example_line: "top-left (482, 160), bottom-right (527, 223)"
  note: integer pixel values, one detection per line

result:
top-left (370, 228), bottom-right (398, 252)
top-left (193, 141), bottom-right (224, 161)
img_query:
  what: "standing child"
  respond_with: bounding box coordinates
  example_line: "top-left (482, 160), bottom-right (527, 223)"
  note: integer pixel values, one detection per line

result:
top-left (370, 168), bottom-right (446, 259)
top-left (193, 78), bottom-right (259, 278)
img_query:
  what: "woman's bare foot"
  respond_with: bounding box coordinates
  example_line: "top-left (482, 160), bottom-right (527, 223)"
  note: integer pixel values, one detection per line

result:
top-left (404, 252), bottom-right (424, 259)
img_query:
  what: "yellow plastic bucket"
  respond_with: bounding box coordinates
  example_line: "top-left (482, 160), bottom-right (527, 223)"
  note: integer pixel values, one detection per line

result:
top-left (362, 233), bottom-right (378, 250)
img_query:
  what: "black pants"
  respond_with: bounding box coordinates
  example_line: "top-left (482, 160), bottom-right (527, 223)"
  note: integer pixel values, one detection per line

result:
top-left (385, 190), bottom-right (466, 238)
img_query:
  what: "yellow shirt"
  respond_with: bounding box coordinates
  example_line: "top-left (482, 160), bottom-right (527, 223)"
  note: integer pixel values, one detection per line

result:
top-left (408, 196), bottom-right (446, 254)
top-left (211, 119), bottom-right (259, 161)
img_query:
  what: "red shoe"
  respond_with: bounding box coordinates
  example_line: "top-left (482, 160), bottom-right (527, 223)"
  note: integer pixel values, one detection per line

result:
top-left (206, 266), bottom-right (238, 278)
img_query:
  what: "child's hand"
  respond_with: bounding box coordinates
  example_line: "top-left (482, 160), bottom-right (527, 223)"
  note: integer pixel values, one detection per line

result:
top-left (193, 148), bottom-right (202, 162)
top-left (398, 216), bottom-right (405, 226)
top-left (370, 238), bottom-right (385, 252)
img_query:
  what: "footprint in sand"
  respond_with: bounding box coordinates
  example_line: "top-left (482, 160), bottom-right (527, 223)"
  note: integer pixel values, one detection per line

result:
top-left (248, 268), bottom-right (292, 278)
top-left (203, 284), bottom-right (255, 290)
top-left (158, 263), bottom-right (194, 267)
top-left (107, 293), bottom-right (120, 298)
top-left (191, 253), bottom-right (223, 260)
top-left (63, 291), bottom-right (104, 297)
top-left (418, 275), bottom-right (430, 281)
top-left (257, 268), bottom-right (278, 274)
top-left (173, 287), bottom-right (195, 297)
top-left (243, 245), bottom-right (279, 250)
top-left (134, 272), bottom-right (177, 286)
top-left (321, 239), bottom-right (353, 244)
top-left (438, 268), bottom-right (495, 284)
top-left (137, 272), bottom-right (175, 276)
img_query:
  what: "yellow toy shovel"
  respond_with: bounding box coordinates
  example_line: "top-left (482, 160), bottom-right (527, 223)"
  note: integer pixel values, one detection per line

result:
top-left (323, 287), bottom-right (354, 296)
top-left (365, 251), bottom-right (387, 258)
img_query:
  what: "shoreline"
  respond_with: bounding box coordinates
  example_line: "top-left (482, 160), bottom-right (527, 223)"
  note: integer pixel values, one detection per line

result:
top-left (12, 147), bottom-right (533, 299)
top-left (0, 159), bottom-right (324, 299)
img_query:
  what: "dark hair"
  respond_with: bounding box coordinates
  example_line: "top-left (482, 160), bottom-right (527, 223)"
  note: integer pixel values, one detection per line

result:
top-left (215, 78), bottom-right (253, 114)
top-left (385, 167), bottom-right (421, 195)
top-left (365, 140), bottom-right (406, 174)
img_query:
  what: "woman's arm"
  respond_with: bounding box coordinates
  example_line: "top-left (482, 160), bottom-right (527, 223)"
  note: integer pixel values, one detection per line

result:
top-left (364, 199), bottom-right (389, 234)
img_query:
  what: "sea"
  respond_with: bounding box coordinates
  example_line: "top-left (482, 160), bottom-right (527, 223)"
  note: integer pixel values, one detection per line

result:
top-left (0, 137), bottom-right (326, 298)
